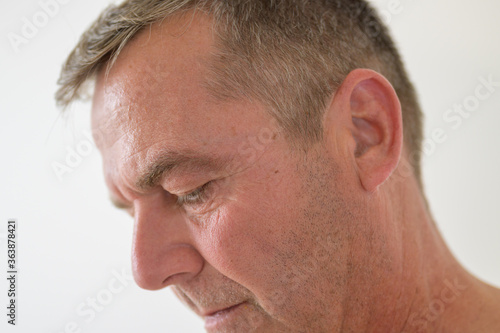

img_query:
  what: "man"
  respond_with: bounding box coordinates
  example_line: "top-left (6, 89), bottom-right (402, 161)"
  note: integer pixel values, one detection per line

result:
top-left (56, 0), bottom-right (500, 332)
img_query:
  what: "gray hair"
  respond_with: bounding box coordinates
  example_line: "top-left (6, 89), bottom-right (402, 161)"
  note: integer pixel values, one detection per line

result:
top-left (56, 0), bottom-right (424, 183)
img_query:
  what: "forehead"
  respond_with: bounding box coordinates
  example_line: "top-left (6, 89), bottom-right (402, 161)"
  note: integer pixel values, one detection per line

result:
top-left (91, 11), bottom-right (215, 151)
top-left (90, 11), bottom-right (276, 190)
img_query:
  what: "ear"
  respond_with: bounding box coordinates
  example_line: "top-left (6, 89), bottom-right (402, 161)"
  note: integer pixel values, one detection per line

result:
top-left (324, 69), bottom-right (403, 192)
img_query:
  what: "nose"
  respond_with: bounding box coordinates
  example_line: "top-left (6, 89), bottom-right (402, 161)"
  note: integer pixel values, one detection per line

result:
top-left (131, 195), bottom-right (204, 290)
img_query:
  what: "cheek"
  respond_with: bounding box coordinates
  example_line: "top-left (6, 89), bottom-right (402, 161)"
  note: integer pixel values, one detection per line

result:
top-left (195, 184), bottom-right (312, 302)
top-left (199, 201), bottom-right (283, 285)
top-left (195, 164), bottom-right (299, 283)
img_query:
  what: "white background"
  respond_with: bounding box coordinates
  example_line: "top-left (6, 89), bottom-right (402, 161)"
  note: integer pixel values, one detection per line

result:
top-left (1, 0), bottom-right (499, 332)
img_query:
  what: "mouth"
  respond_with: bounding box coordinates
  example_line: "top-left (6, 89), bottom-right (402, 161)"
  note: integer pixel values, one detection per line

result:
top-left (203, 302), bottom-right (247, 331)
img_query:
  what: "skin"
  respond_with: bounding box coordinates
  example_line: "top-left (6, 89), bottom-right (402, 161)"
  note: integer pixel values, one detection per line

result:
top-left (91, 11), bottom-right (500, 333)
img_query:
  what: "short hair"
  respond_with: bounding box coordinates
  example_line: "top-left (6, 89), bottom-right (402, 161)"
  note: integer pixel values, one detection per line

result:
top-left (56, 0), bottom-right (424, 183)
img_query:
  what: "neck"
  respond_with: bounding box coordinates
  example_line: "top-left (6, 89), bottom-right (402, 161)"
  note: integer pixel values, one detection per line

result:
top-left (369, 174), bottom-right (500, 333)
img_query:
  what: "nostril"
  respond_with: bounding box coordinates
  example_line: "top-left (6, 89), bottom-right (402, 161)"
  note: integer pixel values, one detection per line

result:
top-left (162, 272), bottom-right (198, 287)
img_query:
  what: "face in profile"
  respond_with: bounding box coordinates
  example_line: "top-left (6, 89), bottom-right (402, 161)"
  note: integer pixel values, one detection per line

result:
top-left (90, 13), bottom-right (401, 333)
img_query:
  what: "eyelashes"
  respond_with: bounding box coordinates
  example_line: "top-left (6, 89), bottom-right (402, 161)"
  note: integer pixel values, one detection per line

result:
top-left (176, 181), bottom-right (213, 207)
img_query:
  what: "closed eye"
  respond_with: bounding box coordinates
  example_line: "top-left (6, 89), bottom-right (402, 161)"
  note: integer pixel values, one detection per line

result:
top-left (176, 181), bottom-right (213, 206)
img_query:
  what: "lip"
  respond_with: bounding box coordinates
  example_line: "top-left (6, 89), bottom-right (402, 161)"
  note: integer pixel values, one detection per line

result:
top-left (203, 302), bottom-right (246, 330)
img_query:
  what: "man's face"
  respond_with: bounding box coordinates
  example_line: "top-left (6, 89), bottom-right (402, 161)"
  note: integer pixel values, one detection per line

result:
top-left (91, 13), bottom-right (396, 333)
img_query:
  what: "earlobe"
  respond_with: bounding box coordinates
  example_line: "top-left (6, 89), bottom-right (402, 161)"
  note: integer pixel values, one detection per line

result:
top-left (330, 69), bottom-right (403, 192)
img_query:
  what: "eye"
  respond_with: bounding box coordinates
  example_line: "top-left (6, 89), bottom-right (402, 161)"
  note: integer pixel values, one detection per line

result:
top-left (176, 181), bottom-right (213, 206)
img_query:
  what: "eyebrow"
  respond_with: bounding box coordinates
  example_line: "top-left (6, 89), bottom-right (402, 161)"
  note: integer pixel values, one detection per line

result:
top-left (134, 150), bottom-right (231, 192)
